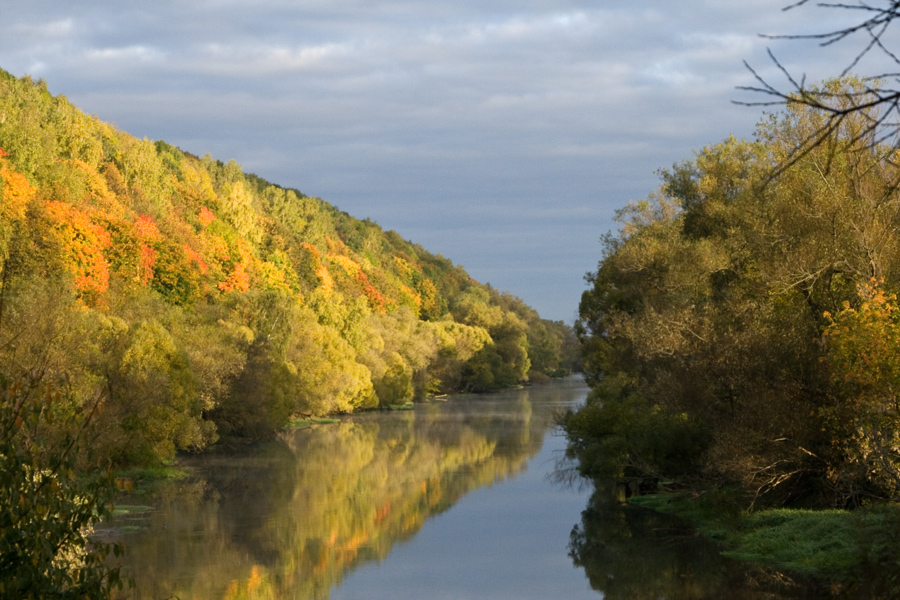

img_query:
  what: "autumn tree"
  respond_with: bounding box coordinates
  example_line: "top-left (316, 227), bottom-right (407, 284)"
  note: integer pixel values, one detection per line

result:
top-left (0, 66), bottom-right (568, 462)
top-left (822, 281), bottom-right (900, 497)
top-left (567, 80), bottom-right (900, 505)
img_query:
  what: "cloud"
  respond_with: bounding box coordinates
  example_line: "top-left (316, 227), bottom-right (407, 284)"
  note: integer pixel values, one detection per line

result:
top-left (9, 18), bottom-right (75, 38)
top-left (0, 0), bottom-right (871, 321)
top-left (85, 45), bottom-right (165, 63)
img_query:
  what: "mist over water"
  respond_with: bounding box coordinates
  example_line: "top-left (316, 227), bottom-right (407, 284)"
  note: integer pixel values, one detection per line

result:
top-left (109, 377), bottom-right (820, 599)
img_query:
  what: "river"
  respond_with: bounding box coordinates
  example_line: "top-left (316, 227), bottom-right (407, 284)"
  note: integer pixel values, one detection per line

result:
top-left (107, 377), bottom-right (819, 599)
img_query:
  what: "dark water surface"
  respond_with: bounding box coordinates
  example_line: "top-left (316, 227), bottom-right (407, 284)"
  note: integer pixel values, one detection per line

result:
top-left (108, 377), bottom-right (824, 599)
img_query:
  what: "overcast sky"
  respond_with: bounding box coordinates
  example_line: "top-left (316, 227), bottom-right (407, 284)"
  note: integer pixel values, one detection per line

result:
top-left (0, 1), bottom-right (881, 322)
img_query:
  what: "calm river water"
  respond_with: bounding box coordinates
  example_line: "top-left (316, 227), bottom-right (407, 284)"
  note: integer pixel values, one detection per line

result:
top-left (108, 377), bottom-right (824, 599)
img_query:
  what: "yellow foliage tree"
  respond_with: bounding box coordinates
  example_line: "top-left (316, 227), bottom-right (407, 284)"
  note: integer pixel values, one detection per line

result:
top-left (823, 280), bottom-right (900, 494)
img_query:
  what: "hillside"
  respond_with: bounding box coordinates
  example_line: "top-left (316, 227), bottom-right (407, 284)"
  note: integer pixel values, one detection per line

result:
top-left (0, 69), bottom-right (575, 467)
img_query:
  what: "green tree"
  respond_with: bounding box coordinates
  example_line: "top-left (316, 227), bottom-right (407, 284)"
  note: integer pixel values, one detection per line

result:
top-left (362, 307), bottom-right (442, 404)
top-left (103, 318), bottom-right (204, 465)
top-left (117, 137), bottom-right (174, 217)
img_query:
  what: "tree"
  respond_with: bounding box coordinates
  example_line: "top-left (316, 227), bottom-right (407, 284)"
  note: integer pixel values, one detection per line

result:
top-left (102, 317), bottom-right (205, 465)
top-left (0, 374), bottom-right (126, 598)
top-left (0, 66), bottom-right (568, 462)
top-left (822, 281), bottom-right (900, 497)
top-left (565, 94), bottom-right (900, 504)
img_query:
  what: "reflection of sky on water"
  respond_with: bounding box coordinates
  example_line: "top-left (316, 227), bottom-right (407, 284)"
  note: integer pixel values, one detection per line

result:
top-left (332, 430), bottom-right (598, 600)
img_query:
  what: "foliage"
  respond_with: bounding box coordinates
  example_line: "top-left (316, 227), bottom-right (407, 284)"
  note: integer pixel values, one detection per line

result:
top-left (0, 374), bottom-right (126, 598)
top-left (0, 65), bottom-right (573, 471)
top-left (565, 78), bottom-right (900, 505)
top-left (564, 376), bottom-right (710, 481)
top-left (822, 281), bottom-right (900, 495)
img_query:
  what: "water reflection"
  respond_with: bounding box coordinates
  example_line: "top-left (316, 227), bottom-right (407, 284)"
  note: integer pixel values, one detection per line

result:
top-left (112, 380), bottom-right (584, 600)
top-left (569, 485), bottom-right (840, 599)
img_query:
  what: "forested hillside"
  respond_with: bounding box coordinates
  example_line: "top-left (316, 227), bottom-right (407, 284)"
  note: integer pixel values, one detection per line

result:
top-left (0, 68), bottom-right (574, 468)
top-left (564, 79), bottom-right (900, 508)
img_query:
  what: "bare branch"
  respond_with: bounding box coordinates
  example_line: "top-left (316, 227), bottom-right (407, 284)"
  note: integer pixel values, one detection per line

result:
top-left (740, 1), bottom-right (900, 174)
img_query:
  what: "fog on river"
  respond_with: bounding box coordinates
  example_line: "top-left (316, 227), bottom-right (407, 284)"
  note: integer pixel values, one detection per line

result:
top-left (106, 377), bottom-right (811, 600)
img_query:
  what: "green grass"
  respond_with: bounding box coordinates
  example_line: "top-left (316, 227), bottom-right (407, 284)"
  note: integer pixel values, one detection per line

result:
top-left (115, 525), bottom-right (146, 533)
top-left (628, 488), bottom-right (741, 542)
top-left (284, 417), bottom-right (341, 429)
top-left (630, 491), bottom-right (900, 588)
top-left (115, 465), bottom-right (190, 482)
top-left (726, 509), bottom-right (858, 577)
top-left (104, 504), bottom-right (154, 535)
top-left (110, 465), bottom-right (191, 495)
top-left (386, 402), bottom-right (414, 411)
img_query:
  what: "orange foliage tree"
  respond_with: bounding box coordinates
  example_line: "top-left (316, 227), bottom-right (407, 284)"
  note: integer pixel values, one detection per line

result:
top-left (134, 214), bottom-right (162, 285)
top-left (215, 238), bottom-right (254, 295)
top-left (0, 147), bottom-right (33, 222)
top-left (42, 201), bottom-right (111, 302)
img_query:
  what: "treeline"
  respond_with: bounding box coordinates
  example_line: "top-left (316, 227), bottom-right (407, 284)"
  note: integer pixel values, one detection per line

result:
top-left (0, 68), bottom-right (576, 469)
top-left (564, 79), bottom-right (900, 508)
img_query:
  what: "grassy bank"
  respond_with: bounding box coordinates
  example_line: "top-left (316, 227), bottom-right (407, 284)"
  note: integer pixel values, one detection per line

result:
top-left (284, 416), bottom-right (342, 430)
top-left (629, 492), bottom-right (900, 594)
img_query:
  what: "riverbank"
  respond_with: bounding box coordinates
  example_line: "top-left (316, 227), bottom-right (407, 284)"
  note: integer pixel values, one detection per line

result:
top-left (629, 491), bottom-right (900, 597)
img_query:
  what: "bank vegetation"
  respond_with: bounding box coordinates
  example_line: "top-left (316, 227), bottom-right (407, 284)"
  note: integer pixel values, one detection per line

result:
top-left (562, 78), bottom-right (900, 593)
top-left (566, 80), bottom-right (900, 509)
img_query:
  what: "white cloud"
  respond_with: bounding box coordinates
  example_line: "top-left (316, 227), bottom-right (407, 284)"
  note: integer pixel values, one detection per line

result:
top-left (85, 45), bottom-right (164, 63)
top-left (0, 0), bottom-right (878, 321)
top-left (10, 18), bottom-right (74, 38)
top-left (464, 10), bottom-right (593, 42)
top-left (189, 41), bottom-right (358, 75)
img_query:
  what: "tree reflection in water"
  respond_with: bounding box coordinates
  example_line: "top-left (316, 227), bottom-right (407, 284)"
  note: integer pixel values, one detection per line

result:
top-left (110, 385), bottom-right (569, 600)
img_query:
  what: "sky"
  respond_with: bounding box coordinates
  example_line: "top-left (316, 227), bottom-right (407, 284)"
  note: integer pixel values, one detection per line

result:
top-left (0, 1), bottom-right (882, 322)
